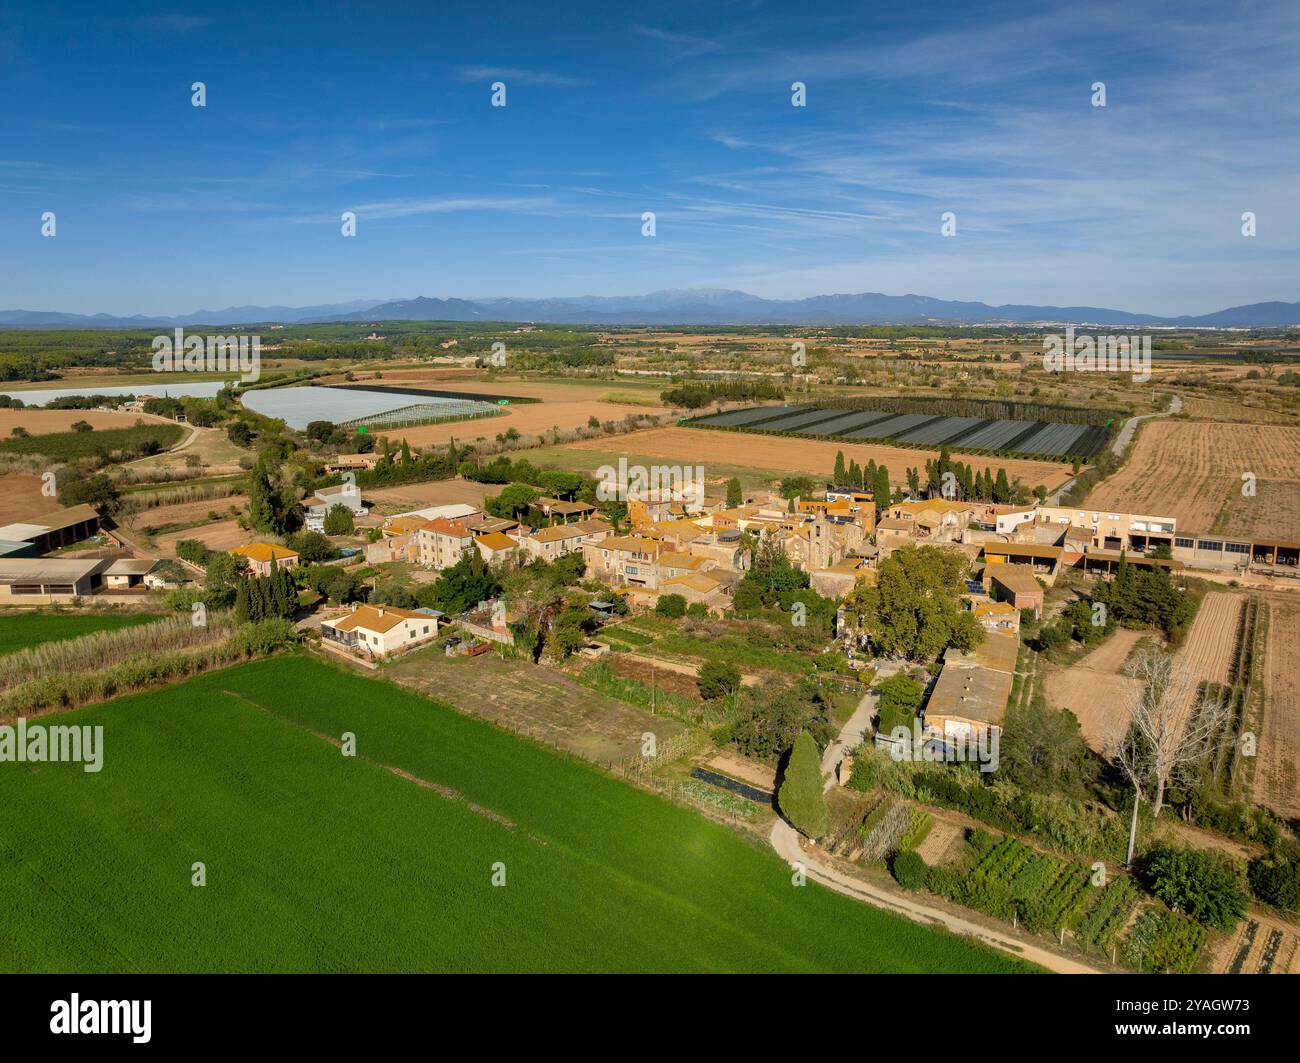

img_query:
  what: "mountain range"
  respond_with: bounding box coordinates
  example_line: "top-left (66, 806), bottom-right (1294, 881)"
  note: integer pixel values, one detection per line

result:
top-left (2, 290), bottom-right (1298, 329)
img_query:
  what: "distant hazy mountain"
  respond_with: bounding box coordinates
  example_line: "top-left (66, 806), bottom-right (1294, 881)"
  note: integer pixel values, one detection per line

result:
top-left (331, 290), bottom-right (1300, 327)
top-left (0, 299), bottom-right (384, 329)
top-left (3, 291), bottom-right (1298, 329)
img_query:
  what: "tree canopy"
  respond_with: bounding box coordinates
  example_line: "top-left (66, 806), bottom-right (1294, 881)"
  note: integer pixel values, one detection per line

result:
top-left (848, 545), bottom-right (984, 660)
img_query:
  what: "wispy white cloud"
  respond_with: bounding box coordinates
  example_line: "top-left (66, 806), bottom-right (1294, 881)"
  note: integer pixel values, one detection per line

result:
top-left (454, 66), bottom-right (591, 87)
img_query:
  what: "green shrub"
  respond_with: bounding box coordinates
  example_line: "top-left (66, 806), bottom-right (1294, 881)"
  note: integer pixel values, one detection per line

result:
top-left (323, 504), bottom-right (355, 535)
top-left (875, 674), bottom-right (924, 735)
top-left (1247, 848), bottom-right (1300, 912)
top-left (1139, 845), bottom-right (1248, 930)
top-left (655, 594), bottom-right (687, 618)
top-left (891, 850), bottom-right (928, 890)
top-left (697, 659), bottom-right (741, 700)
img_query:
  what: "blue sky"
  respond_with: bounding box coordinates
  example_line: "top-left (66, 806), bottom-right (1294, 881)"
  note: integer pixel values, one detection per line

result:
top-left (2, 0), bottom-right (1297, 316)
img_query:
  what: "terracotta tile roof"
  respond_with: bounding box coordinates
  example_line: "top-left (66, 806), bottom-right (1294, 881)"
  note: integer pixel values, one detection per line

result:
top-left (328, 603), bottom-right (427, 635)
top-left (421, 517), bottom-right (472, 538)
top-left (231, 542), bottom-right (298, 563)
top-left (988, 565), bottom-right (1042, 595)
top-left (662, 571), bottom-right (725, 593)
top-left (531, 523), bottom-right (591, 543)
top-left (476, 531), bottom-right (519, 550)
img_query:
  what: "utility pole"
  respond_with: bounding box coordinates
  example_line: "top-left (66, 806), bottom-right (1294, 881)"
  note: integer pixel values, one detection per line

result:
top-left (1125, 788), bottom-right (1141, 869)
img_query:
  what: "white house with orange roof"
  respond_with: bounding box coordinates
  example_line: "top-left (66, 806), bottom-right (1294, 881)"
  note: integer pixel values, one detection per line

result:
top-left (320, 603), bottom-right (441, 658)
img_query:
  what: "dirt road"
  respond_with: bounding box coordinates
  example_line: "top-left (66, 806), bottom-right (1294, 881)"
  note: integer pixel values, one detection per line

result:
top-left (768, 818), bottom-right (1100, 974)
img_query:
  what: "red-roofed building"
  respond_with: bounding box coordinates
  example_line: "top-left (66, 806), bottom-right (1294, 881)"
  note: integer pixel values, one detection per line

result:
top-left (416, 518), bottom-right (474, 570)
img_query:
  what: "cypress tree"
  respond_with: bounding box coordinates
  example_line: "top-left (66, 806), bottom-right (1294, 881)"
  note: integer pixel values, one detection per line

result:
top-left (778, 732), bottom-right (829, 839)
top-left (726, 476), bottom-right (742, 508)
top-left (251, 578), bottom-right (268, 622)
top-left (234, 578), bottom-right (251, 624)
top-left (994, 468), bottom-right (1011, 503)
top-left (833, 451), bottom-right (847, 486)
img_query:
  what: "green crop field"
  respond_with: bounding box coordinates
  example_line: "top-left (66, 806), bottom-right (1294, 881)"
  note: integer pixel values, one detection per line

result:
top-left (0, 611), bottom-right (162, 655)
top-left (0, 655), bottom-right (1034, 973)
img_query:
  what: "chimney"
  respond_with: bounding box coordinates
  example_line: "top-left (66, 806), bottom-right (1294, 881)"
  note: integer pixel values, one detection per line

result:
top-left (377, 606), bottom-right (385, 617)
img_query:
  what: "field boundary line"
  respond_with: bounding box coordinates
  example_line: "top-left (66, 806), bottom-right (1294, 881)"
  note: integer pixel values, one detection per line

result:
top-left (219, 688), bottom-right (517, 829)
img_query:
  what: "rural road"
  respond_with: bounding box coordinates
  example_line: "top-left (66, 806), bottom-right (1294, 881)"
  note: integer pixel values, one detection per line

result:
top-left (1110, 393), bottom-right (1182, 458)
top-left (819, 660), bottom-right (903, 783)
top-left (768, 817), bottom-right (1101, 974)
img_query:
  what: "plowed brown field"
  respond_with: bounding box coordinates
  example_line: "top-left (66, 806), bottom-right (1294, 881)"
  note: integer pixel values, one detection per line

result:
top-left (1256, 595), bottom-right (1300, 820)
top-left (1088, 421), bottom-right (1300, 537)
top-left (562, 427), bottom-right (1073, 491)
top-left (1045, 628), bottom-right (1145, 752)
top-left (374, 397), bottom-right (670, 448)
top-left (1045, 592), bottom-right (1242, 752)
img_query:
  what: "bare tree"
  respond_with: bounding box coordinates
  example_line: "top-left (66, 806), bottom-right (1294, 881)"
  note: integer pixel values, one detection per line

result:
top-left (1106, 643), bottom-right (1229, 866)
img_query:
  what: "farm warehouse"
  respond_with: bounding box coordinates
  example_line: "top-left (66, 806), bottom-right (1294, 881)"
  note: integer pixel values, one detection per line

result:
top-left (0, 656), bottom-right (1030, 974)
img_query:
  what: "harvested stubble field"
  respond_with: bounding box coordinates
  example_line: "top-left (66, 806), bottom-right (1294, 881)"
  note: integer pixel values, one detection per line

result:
top-left (560, 427), bottom-right (1073, 492)
top-left (123, 493), bottom-right (247, 531)
top-left (122, 424), bottom-right (247, 476)
top-left (320, 370), bottom-right (666, 406)
top-left (1213, 479), bottom-right (1300, 541)
top-left (372, 396), bottom-right (670, 448)
top-left (1176, 591), bottom-right (1242, 689)
top-left (1179, 397), bottom-right (1295, 425)
top-left (1087, 421), bottom-right (1300, 537)
top-left (364, 479), bottom-right (495, 513)
top-left (1256, 595), bottom-right (1300, 820)
top-left (154, 518), bottom-right (254, 556)
top-left (0, 656), bottom-right (1029, 972)
top-left (0, 472), bottom-right (52, 525)
top-left (1165, 592), bottom-right (1245, 739)
top-left (1045, 593), bottom-right (1242, 753)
